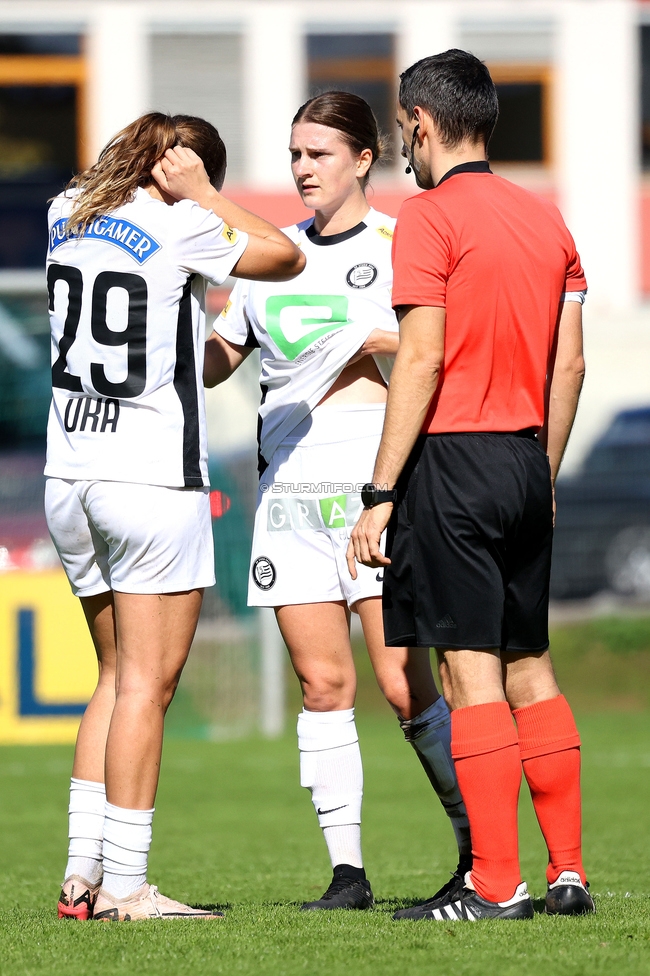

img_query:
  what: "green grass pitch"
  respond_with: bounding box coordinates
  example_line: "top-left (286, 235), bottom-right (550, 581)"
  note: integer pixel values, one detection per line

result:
top-left (0, 709), bottom-right (648, 975)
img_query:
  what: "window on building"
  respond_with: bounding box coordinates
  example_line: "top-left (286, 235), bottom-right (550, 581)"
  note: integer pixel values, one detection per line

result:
top-left (0, 37), bottom-right (84, 484)
top-left (151, 34), bottom-right (245, 184)
top-left (0, 38), bottom-right (84, 269)
top-left (0, 288), bottom-right (51, 447)
top-left (0, 86), bottom-right (77, 268)
top-left (0, 34), bottom-right (80, 55)
top-left (307, 34), bottom-right (396, 161)
top-left (488, 65), bottom-right (551, 165)
top-left (641, 26), bottom-right (650, 169)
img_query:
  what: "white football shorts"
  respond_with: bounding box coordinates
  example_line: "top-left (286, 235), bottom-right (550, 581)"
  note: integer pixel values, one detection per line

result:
top-left (248, 402), bottom-right (387, 609)
top-left (45, 478), bottom-right (215, 597)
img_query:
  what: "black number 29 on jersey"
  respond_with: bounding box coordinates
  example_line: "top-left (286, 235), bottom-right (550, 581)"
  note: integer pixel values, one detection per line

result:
top-left (48, 264), bottom-right (148, 399)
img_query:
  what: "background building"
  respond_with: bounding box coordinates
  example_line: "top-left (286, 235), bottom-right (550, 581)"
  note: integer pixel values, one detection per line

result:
top-left (1, 0), bottom-right (649, 739)
top-left (0, 0), bottom-right (648, 461)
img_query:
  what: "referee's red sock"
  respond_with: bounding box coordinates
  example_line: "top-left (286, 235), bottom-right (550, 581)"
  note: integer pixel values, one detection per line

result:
top-left (451, 701), bottom-right (522, 903)
top-left (513, 695), bottom-right (585, 885)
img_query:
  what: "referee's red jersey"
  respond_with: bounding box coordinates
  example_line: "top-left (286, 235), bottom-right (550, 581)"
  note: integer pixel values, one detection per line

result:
top-left (391, 161), bottom-right (587, 434)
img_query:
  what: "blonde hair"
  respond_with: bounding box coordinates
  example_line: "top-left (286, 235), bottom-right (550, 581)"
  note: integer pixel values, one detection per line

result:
top-left (65, 112), bottom-right (227, 236)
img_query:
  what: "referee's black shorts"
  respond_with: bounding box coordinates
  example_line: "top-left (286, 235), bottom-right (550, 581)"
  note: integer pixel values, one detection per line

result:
top-left (382, 430), bottom-right (553, 652)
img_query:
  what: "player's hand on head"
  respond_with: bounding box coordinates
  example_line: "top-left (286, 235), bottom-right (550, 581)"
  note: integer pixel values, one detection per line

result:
top-left (346, 507), bottom-right (392, 578)
top-left (152, 145), bottom-right (212, 201)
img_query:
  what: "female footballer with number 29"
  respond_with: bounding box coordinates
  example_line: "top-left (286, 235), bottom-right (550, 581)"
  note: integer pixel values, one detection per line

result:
top-left (48, 112), bottom-right (304, 921)
top-left (163, 92), bottom-right (471, 909)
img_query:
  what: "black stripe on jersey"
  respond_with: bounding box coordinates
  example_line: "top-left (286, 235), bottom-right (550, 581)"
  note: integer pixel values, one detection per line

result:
top-left (244, 308), bottom-right (260, 349)
top-left (257, 383), bottom-right (269, 477)
top-left (305, 220), bottom-right (366, 246)
top-left (173, 275), bottom-right (203, 487)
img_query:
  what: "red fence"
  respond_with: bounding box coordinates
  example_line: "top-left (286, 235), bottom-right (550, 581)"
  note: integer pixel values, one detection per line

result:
top-left (213, 185), bottom-right (650, 299)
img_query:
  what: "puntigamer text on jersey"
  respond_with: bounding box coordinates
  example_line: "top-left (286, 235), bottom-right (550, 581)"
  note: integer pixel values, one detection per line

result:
top-left (49, 217), bottom-right (162, 265)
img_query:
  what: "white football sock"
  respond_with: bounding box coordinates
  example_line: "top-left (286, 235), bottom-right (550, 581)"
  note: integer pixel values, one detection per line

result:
top-left (102, 802), bottom-right (154, 899)
top-left (322, 825), bottom-right (363, 870)
top-left (64, 777), bottom-right (105, 884)
top-left (400, 697), bottom-right (472, 857)
top-left (297, 708), bottom-right (363, 869)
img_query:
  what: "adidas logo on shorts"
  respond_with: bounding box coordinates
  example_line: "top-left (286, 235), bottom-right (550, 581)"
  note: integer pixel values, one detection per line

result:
top-left (436, 614), bottom-right (457, 629)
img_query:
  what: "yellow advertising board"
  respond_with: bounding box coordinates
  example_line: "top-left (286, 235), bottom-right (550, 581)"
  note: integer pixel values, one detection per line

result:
top-left (0, 570), bottom-right (96, 743)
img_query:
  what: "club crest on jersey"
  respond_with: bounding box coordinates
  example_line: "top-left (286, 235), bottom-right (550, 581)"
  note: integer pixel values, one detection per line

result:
top-left (252, 556), bottom-right (276, 590)
top-left (49, 217), bottom-right (162, 265)
top-left (346, 263), bottom-right (377, 289)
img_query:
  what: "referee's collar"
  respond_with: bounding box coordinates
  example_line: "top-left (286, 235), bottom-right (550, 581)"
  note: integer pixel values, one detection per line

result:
top-left (435, 160), bottom-right (492, 187)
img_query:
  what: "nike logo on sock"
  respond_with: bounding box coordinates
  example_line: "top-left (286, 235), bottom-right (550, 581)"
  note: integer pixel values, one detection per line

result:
top-left (316, 804), bottom-right (349, 816)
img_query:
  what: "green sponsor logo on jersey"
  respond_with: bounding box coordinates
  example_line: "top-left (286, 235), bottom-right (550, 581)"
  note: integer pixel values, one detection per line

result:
top-left (265, 295), bottom-right (349, 361)
top-left (319, 494), bottom-right (348, 528)
top-left (265, 494), bottom-right (361, 532)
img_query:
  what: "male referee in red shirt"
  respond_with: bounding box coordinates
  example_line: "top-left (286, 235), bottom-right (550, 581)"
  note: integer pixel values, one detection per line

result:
top-left (348, 50), bottom-right (593, 922)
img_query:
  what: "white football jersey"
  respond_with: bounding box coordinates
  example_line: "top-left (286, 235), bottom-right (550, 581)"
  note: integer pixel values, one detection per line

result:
top-left (215, 208), bottom-right (397, 468)
top-left (45, 188), bottom-right (248, 487)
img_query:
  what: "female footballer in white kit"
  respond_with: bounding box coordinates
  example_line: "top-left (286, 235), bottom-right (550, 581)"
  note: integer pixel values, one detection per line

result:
top-left (198, 93), bottom-right (471, 909)
top-left (47, 112), bottom-right (304, 921)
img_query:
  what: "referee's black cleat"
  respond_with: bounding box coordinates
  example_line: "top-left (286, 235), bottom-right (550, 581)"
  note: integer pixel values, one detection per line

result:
top-left (394, 876), bottom-right (533, 922)
top-left (545, 872), bottom-right (595, 915)
top-left (393, 855), bottom-right (472, 920)
top-left (301, 864), bottom-right (374, 911)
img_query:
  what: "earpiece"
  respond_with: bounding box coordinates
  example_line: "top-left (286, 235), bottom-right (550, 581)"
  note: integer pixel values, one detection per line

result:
top-left (404, 124), bottom-right (420, 176)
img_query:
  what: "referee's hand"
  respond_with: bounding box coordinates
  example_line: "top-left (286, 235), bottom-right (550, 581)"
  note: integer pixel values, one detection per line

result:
top-left (347, 505), bottom-right (392, 579)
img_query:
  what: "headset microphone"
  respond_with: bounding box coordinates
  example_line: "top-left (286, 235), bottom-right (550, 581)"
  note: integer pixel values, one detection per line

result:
top-left (404, 123), bottom-right (420, 177)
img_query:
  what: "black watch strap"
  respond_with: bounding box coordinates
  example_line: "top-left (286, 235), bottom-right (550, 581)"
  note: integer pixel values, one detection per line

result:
top-left (361, 483), bottom-right (397, 509)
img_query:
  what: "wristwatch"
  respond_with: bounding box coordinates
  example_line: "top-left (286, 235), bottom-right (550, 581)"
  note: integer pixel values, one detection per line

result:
top-left (361, 483), bottom-right (397, 509)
